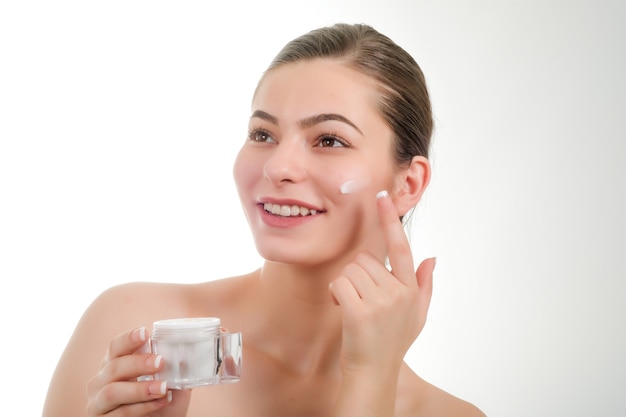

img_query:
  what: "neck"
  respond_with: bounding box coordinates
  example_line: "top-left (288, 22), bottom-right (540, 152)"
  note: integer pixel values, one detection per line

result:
top-left (245, 261), bottom-right (345, 375)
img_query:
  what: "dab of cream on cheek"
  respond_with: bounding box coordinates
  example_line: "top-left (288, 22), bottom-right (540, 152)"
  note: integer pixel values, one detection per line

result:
top-left (339, 178), bottom-right (368, 194)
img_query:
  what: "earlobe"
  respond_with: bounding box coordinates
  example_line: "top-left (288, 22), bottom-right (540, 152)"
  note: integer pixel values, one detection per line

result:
top-left (393, 156), bottom-right (431, 216)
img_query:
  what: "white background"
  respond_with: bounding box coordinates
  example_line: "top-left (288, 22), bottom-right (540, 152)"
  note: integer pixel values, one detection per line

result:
top-left (1, 1), bottom-right (625, 416)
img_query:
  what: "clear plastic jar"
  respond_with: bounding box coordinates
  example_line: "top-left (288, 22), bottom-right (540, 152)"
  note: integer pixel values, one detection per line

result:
top-left (142, 317), bottom-right (242, 389)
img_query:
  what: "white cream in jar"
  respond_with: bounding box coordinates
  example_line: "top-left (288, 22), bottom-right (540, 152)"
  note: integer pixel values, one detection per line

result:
top-left (147, 317), bottom-right (242, 389)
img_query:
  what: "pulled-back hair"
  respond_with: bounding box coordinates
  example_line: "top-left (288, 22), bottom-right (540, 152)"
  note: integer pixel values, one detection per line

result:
top-left (263, 23), bottom-right (432, 164)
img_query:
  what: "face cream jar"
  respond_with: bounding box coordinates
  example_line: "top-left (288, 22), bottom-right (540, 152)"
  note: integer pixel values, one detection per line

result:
top-left (144, 317), bottom-right (242, 389)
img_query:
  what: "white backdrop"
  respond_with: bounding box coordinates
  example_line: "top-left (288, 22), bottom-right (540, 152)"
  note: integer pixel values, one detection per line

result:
top-left (1, 1), bottom-right (625, 416)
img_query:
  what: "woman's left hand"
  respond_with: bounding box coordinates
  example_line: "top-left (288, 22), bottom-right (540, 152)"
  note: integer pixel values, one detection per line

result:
top-left (329, 190), bottom-right (435, 376)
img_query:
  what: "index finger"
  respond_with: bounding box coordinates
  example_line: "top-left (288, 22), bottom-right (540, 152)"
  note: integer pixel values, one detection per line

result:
top-left (376, 190), bottom-right (415, 286)
top-left (103, 326), bottom-right (149, 365)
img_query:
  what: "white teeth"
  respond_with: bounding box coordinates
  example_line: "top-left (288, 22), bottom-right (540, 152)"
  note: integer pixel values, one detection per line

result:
top-left (263, 203), bottom-right (320, 217)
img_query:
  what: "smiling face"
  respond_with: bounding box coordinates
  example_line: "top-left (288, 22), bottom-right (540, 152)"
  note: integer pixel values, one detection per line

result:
top-left (233, 59), bottom-right (401, 266)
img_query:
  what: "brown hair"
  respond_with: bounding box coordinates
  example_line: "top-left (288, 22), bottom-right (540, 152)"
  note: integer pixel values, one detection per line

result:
top-left (262, 23), bottom-right (433, 165)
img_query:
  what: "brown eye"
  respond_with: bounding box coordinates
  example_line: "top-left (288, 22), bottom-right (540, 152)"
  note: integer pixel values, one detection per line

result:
top-left (249, 129), bottom-right (275, 143)
top-left (317, 135), bottom-right (347, 148)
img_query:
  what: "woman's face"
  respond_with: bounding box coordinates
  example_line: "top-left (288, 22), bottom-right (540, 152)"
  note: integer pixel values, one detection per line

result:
top-left (233, 59), bottom-right (399, 266)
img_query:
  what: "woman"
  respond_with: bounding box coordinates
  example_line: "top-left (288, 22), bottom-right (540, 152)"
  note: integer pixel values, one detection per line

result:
top-left (43, 23), bottom-right (485, 417)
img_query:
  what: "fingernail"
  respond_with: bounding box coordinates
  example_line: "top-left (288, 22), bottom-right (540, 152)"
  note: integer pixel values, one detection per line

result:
top-left (149, 381), bottom-right (167, 395)
top-left (133, 327), bottom-right (147, 342)
top-left (147, 354), bottom-right (162, 369)
top-left (376, 190), bottom-right (389, 199)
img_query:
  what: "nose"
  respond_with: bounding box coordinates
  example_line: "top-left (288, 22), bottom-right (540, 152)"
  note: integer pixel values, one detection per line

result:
top-left (263, 138), bottom-right (307, 186)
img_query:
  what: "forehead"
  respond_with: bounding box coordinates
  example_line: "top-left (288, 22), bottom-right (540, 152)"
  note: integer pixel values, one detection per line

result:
top-left (252, 59), bottom-right (383, 125)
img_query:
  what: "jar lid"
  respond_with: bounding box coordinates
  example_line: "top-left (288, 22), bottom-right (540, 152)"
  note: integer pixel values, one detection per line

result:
top-left (153, 317), bottom-right (221, 330)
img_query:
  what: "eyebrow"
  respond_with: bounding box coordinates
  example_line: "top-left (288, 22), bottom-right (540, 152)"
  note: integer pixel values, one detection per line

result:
top-left (251, 110), bottom-right (363, 135)
top-left (251, 110), bottom-right (278, 125)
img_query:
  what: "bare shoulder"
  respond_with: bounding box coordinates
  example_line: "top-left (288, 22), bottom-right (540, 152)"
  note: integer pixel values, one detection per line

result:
top-left (84, 281), bottom-right (193, 329)
top-left (60, 280), bottom-right (210, 365)
top-left (43, 275), bottom-right (254, 416)
top-left (55, 274), bottom-right (253, 372)
top-left (397, 364), bottom-right (486, 417)
top-left (85, 274), bottom-right (253, 328)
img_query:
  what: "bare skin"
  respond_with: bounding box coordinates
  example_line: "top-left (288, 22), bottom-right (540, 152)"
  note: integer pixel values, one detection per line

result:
top-left (43, 59), bottom-right (485, 417)
top-left (43, 209), bottom-right (483, 417)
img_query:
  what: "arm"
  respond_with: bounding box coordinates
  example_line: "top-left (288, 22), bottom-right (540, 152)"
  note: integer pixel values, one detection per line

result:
top-left (42, 284), bottom-right (190, 417)
top-left (329, 191), bottom-right (434, 417)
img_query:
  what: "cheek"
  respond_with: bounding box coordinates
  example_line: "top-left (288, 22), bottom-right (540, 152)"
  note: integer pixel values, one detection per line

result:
top-left (332, 159), bottom-right (395, 197)
top-left (233, 148), bottom-right (259, 195)
top-left (329, 163), bottom-right (372, 195)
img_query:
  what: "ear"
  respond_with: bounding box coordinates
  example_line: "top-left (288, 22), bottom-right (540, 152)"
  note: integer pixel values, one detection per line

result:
top-left (392, 155), bottom-right (431, 216)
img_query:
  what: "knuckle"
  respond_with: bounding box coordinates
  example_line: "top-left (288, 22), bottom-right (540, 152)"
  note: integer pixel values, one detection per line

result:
top-left (342, 262), bottom-right (361, 277)
top-left (392, 242), bottom-right (411, 257)
top-left (86, 374), bottom-right (99, 394)
top-left (101, 357), bottom-right (119, 380)
top-left (97, 382), bottom-right (116, 405)
top-left (107, 337), bottom-right (117, 356)
top-left (99, 347), bottom-right (114, 369)
top-left (353, 252), bottom-right (371, 265)
top-left (384, 286), bottom-right (404, 305)
top-left (336, 275), bottom-right (352, 290)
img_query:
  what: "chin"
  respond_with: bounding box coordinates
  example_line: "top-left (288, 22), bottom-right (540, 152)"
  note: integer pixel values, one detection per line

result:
top-left (254, 240), bottom-right (332, 267)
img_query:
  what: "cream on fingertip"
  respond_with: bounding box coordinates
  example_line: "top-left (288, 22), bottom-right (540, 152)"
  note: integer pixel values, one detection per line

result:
top-left (376, 190), bottom-right (389, 199)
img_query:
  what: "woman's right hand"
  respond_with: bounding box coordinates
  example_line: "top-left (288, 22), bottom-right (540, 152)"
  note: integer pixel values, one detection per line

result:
top-left (86, 326), bottom-right (191, 417)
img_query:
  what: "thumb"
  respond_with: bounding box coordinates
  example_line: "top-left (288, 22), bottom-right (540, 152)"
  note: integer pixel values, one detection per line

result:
top-left (164, 388), bottom-right (192, 417)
